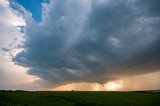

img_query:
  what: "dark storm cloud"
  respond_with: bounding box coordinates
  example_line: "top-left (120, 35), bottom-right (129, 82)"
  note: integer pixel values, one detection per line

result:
top-left (12, 0), bottom-right (160, 86)
top-left (114, 37), bottom-right (160, 75)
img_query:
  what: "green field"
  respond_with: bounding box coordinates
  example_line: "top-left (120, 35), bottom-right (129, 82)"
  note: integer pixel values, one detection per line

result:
top-left (0, 91), bottom-right (160, 106)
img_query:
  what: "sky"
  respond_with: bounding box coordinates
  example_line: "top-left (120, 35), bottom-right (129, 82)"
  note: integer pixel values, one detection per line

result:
top-left (0, 0), bottom-right (160, 91)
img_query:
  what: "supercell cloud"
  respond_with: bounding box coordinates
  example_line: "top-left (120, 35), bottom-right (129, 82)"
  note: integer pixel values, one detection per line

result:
top-left (12, 0), bottom-right (160, 87)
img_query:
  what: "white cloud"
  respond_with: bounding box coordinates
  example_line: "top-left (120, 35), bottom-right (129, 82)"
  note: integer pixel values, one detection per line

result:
top-left (0, 0), bottom-right (25, 26)
top-left (0, 0), bottom-right (25, 48)
top-left (0, 0), bottom-right (41, 90)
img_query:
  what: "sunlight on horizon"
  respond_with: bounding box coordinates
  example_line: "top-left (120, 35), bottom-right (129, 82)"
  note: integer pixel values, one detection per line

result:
top-left (52, 71), bottom-right (160, 91)
top-left (104, 81), bottom-right (122, 91)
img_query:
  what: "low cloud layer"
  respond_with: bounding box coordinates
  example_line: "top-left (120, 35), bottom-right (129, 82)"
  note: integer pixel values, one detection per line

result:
top-left (12, 0), bottom-right (160, 87)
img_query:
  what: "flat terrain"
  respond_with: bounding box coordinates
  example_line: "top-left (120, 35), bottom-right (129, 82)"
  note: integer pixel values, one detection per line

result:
top-left (0, 91), bottom-right (160, 106)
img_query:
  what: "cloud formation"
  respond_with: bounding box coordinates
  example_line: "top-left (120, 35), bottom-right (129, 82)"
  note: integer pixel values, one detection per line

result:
top-left (12, 0), bottom-right (160, 87)
top-left (0, 0), bottom-right (43, 90)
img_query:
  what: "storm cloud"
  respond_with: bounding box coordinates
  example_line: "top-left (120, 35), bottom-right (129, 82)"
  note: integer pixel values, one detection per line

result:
top-left (12, 0), bottom-right (160, 86)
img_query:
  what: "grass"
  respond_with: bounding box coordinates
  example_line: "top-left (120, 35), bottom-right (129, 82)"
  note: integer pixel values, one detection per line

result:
top-left (0, 91), bottom-right (160, 106)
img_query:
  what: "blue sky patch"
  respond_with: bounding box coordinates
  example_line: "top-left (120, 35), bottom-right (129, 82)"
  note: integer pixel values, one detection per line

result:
top-left (11, 0), bottom-right (49, 22)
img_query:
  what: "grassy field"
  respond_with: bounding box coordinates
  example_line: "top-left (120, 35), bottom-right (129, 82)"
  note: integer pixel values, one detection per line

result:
top-left (0, 91), bottom-right (160, 106)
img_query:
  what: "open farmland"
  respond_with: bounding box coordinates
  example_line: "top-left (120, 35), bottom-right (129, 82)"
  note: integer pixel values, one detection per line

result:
top-left (0, 91), bottom-right (160, 106)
